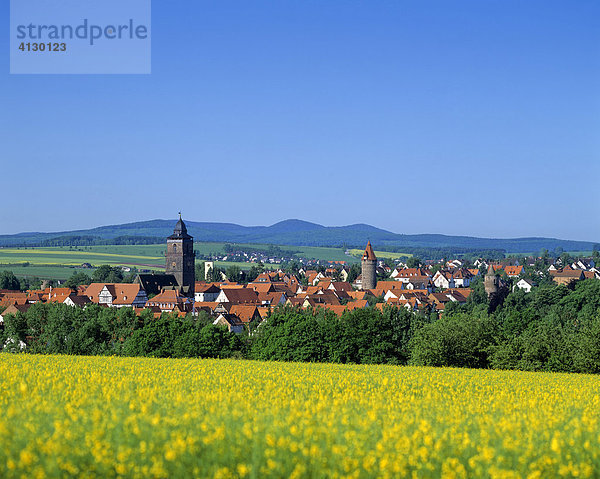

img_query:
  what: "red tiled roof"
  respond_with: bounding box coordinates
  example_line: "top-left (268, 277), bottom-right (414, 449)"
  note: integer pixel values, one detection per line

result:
top-left (376, 281), bottom-right (405, 291)
top-left (553, 270), bottom-right (584, 278)
top-left (1, 303), bottom-right (33, 317)
top-left (395, 268), bottom-right (429, 278)
top-left (85, 283), bottom-right (117, 303)
top-left (221, 288), bottom-right (259, 304)
top-left (347, 291), bottom-right (368, 300)
top-left (111, 284), bottom-right (143, 305)
top-left (504, 266), bottom-right (524, 276)
top-left (362, 241), bottom-right (377, 261)
top-left (193, 301), bottom-right (220, 312)
top-left (195, 282), bottom-right (221, 293)
top-left (248, 283), bottom-right (276, 293)
top-left (228, 305), bottom-right (259, 323)
top-left (329, 281), bottom-right (353, 292)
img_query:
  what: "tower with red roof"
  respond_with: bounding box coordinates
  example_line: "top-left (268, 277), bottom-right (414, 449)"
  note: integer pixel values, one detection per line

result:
top-left (361, 241), bottom-right (377, 290)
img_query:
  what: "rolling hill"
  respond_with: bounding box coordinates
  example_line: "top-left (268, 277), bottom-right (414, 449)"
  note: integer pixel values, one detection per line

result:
top-left (0, 219), bottom-right (596, 254)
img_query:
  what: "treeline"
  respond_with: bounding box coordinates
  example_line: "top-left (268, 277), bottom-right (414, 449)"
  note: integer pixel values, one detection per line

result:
top-left (2, 279), bottom-right (600, 374)
top-left (222, 243), bottom-right (300, 257)
top-left (63, 265), bottom-right (139, 288)
top-left (0, 302), bottom-right (413, 364)
top-left (40, 235), bottom-right (163, 247)
top-left (252, 279), bottom-right (600, 373)
top-left (374, 246), bottom-right (506, 261)
top-left (0, 266), bottom-right (140, 293)
top-left (1, 304), bottom-right (246, 358)
top-left (412, 279), bottom-right (600, 372)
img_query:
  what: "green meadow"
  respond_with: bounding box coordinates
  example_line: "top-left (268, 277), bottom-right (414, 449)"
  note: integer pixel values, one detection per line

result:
top-left (0, 243), bottom-right (357, 280)
top-left (348, 248), bottom-right (412, 260)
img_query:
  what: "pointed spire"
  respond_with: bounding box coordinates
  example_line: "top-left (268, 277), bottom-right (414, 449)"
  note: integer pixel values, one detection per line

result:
top-left (487, 264), bottom-right (495, 276)
top-left (170, 214), bottom-right (191, 239)
top-left (362, 241), bottom-right (377, 261)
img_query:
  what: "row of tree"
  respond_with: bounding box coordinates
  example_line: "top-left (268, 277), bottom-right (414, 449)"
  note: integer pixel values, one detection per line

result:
top-left (2, 304), bottom-right (247, 359)
top-left (40, 235), bottom-right (164, 247)
top-left (2, 279), bottom-right (600, 374)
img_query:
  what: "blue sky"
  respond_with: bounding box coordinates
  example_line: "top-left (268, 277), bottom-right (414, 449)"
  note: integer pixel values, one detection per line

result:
top-left (1, 0), bottom-right (599, 241)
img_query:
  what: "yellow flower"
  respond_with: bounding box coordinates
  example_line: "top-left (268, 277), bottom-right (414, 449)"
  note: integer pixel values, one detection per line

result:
top-left (236, 464), bottom-right (249, 477)
top-left (0, 354), bottom-right (598, 478)
top-left (19, 450), bottom-right (34, 466)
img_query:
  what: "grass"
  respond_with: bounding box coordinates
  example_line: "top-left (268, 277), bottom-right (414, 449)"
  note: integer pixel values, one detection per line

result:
top-left (505, 251), bottom-right (593, 258)
top-left (348, 248), bottom-right (412, 260)
top-left (0, 247), bottom-right (163, 267)
top-left (0, 265), bottom-right (95, 281)
top-left (0, 242), bottom-right (356, 280)
top-left (1, 354), bottom-right (598, 478)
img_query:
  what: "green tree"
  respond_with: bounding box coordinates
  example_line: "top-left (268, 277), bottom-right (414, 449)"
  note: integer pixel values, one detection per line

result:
top-left (195, 262), bottom-right (206, 281)
top-left (225, 265), bottom-right (242, 283)
top-left (572, 315), bottom-right (600, 373)
top-left (346, 263), bottom-right (361, 283)
top-left (0, 270), bottom-right (20, 290)
top-left (406, 257), bottom-right (422, 268)
top-left (123, 316), bottom-right (179, 357)
top-left (247, 263), bottom-right (264, 282)
top-left (92, 265), bottom-right (124, 283)
top-left (64, 271), bottom-right (92, 289)
top-left (409, 313), bottom-right (497, 369)
top-left (2, 309), bottom-right (28, 352)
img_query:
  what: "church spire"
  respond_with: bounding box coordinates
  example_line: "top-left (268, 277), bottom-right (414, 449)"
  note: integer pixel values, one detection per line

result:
top-left (170, 214), bottom-right (190, 239)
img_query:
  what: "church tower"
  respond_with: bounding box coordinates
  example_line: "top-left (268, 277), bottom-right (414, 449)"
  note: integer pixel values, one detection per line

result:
top-left (165, 214), bottom-right (195, 297)
top-left (361, 241), bottom-right (377, 290)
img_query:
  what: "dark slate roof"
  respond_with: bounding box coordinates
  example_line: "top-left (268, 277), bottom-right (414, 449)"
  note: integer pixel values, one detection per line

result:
top-left (169, 217), bottom-right (193, 240)
top-left (68, 294), bottom-right (91, 307)
top-left (135, 273), bottom-right (179, 296)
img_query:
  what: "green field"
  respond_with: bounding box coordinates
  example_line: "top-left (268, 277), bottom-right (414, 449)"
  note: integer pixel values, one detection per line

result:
top-left (0, 265), bottom-right (96, 281)
top-left (348, 248), bottom-right (412, 260)
top-left (506, 251), bottom-right (593, 258)
top-left (0, 242), bottom-right (357, 280)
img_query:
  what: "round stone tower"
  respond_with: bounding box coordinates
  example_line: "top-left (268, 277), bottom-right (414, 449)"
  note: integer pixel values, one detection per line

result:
top-left (361, 241), bottom-right (377, 290)
top-left (484, 264), bottom-right (499, 298)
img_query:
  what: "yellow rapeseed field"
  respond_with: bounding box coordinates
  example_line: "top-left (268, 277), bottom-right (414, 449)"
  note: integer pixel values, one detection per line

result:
top-left (0, 355), bottom-right (598, 478)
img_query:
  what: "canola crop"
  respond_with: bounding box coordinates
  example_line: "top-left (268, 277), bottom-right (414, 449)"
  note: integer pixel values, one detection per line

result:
top-left (0, 354), bottom-right (599, 478)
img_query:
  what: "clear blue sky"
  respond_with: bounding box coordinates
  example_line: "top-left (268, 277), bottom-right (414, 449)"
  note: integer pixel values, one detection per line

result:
top-left (1, 0), bottom-right (599, 241)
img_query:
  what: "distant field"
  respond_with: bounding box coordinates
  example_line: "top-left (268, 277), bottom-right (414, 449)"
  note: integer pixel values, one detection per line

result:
top-left (0, 264), bottom-right (95, 281)
top-left (0, 242), bottom-right (355, 280)
top-left (348, 248), bottom-right (412, 260)
top-left (0, 247), bottom-right (165, 281)
top-left (73, 243), bottom-right (356, 263)
top-left (506, 251), bottom-right (593, 258)
top-left (0, 247), bottom-right (163, 267)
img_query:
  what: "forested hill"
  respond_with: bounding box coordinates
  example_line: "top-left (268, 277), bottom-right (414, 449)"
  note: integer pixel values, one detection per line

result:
top-left (0, 219), bottom-right (596, 254)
